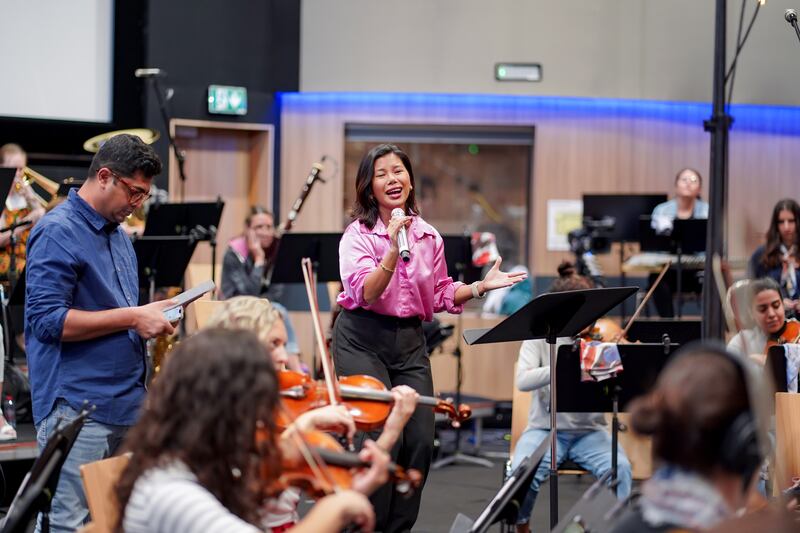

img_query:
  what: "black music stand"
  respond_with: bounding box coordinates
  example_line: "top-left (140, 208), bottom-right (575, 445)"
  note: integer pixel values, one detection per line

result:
top-left (448, 431), bottom-right (553, 533)
top-left (583, 194), bottom-right (667, 321)
top-left (1, 405), bottom-right (93, 533)
top-left (555, 342), bottom-right (679, 487)
top-left (133, 237), bottom-right (197, 302)
top-left (627, 318), bottom-right (702, 346)
top-left (639, 216), bottom-right (706, 318)
top-left (268, 233), bottom-right (343, 284)
top-left (433, 235), bottom-right (487, 469)
top-left (143, 200), bottom-right (224, 286)
top-left (464, 286), bottom-right (638, 529)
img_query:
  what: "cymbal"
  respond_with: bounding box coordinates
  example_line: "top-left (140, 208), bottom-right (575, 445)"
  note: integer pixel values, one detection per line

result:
top-left (83, 128), bottom-right (160, 153)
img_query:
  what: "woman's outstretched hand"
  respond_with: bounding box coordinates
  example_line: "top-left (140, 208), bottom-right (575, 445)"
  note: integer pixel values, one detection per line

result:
top-left (480, 257), bottom-right (528, 293)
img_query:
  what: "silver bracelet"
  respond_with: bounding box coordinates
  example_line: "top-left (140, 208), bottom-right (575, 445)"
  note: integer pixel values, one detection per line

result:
top-left (471, 281), bottom-right (486, 300)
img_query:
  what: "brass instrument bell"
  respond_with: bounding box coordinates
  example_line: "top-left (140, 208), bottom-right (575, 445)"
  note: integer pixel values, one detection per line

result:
top-left (17, 167), bottom-right (61, 208)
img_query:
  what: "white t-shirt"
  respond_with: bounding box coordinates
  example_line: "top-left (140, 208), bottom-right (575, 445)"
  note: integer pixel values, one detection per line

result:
top-left (123, 461), bottom-right (295, 533)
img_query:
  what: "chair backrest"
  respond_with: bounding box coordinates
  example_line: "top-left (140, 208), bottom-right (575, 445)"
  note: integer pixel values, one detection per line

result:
top-left (193, 299), bottom-right (226, 330)
top-left (80, 454), bottom-right (130, 533)
top-left (510, 362), bottom-right (532, 459)
top-left (774, 392), bottom-right (800, 496)
top-left (726, 279), bottom-right (755, 330)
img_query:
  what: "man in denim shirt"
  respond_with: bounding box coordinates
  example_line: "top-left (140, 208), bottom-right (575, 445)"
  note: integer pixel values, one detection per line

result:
top-left (25, 134), bottom-right (176, 532)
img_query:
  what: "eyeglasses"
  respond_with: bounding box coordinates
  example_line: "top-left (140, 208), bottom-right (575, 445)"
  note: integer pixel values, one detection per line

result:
top-left (109, 170), bottom-right (151, 204)
top-left (678, 174), bottom-right (700, 184)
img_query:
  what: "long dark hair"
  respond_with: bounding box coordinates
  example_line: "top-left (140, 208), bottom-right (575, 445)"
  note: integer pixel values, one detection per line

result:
top-left (761, 198), bottom-right (800, 269)
top-left (115, 329), bottom-right (281, 530)
top-left (351, 144), bottom-right (419, 229)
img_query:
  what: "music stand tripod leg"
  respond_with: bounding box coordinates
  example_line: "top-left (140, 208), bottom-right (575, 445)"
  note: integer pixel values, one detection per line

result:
top-left (431, 311), bottom-right (492, 470)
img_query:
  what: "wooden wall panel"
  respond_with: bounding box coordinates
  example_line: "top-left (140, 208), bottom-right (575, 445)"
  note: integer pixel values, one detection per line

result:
top-left (168, 119), bottom-right (274, 283)
top-left (279, 98), bottom-right (799, 279)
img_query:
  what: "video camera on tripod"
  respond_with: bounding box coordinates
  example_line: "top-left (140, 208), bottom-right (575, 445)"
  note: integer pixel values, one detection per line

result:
top-left (567, 216), bottom-right (615, 287)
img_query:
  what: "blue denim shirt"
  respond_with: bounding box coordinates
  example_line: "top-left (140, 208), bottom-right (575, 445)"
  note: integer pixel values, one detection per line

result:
top-left (25, 189), bottom-right (145, 426)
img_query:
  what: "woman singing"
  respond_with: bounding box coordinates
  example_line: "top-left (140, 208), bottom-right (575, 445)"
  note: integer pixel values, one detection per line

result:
top-left (332, 143), bottom-right (526, 532)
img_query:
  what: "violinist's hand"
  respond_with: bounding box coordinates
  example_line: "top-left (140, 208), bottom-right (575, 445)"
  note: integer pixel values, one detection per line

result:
top-left (784, 298), bottom-right (799, 313)
top-left (479, 257), bottom-right (528, 293)
top-left (375, 385), bottom-right (418, 451)
top-left (351, 439), bottom-right (390, 496)
top-left (293, 405), bottom-right (356, 444)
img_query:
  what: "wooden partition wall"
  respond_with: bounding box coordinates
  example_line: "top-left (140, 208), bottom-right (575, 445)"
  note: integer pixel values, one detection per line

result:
top-left (278, 95), bottom-right (800, 279)
top-left (168, 118), bottom-right (274, 283)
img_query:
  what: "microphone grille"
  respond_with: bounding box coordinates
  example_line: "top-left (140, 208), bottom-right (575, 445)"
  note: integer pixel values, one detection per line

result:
top-left (391, 208), bottom-right (405, 218)
top-left (786, 8), bottom-right (797, 23)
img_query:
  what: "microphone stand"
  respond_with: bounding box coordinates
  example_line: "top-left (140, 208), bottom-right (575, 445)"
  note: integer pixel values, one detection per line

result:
top-left (147, 76), bottom-right (188, 202)
top-left (788, 12), bottom-right (800, 45)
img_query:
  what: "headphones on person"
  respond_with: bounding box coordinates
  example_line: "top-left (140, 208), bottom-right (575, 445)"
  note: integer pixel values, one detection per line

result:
top-left (676, 342), bottom-right (765, 488)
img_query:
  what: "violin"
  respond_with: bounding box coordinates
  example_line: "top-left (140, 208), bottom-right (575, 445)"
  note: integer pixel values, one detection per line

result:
top-left (583, 318), bottom-right (625, 343)
top-left (765, 319), bottom-right (800, 351)
top-left (278, 369), bottom-right (472, 430)
top-left (270, 429), bottom-right (422, 498)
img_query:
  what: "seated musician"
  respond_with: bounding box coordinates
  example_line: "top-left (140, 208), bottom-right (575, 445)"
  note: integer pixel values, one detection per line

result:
top-left (220, 206), bottom-right (303, 370)
top-left (748, 199), bottom-right (800, 319)
top-left (115, 328), bottom-right (384, 533)
top-left (204, 295), bottom-right (419, 531)
top-left (649, 168), bottom-right (708, 317)
top-left (0, 143), bottom-right (45, 441)
top-left (609, 344), bottom-right (764, 533)
top-left (727, 277), bottom-right (800, 364)
top-left (511, 262), bottom-right (632, 533)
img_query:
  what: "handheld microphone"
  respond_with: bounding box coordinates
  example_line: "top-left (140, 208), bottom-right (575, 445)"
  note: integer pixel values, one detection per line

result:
top-left (786, 9), bottom-right (798, 23)
top-left (391, 208), bottom-right (411, 262)
top-left (134, 68), bottom-right (167, 79)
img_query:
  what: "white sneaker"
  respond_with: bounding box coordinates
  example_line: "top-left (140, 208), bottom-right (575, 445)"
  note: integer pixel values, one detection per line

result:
top-left (0, 417), bottom-right (17, 441)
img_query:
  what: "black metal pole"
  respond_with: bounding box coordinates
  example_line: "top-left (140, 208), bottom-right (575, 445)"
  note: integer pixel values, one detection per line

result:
top-left (548, 328), bottom-right (558, 529)
top-left (702, 0), bottom-right (731, 341)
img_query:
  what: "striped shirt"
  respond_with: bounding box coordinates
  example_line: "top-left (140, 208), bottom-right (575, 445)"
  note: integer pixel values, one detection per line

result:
top-left (123, 462), bottom-right (262, 533)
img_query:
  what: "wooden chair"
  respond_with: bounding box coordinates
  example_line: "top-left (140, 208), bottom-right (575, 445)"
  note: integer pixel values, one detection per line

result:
top-left (79, 454), bottom-right (130, 533)
top-left (774, 392), bottom-right (800, 496)
top-left (193, 298), bottom-right (226, 330)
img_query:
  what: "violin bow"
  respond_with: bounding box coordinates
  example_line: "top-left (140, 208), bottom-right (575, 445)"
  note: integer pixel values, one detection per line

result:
top-left (619, 261), bottom-right (671, 340)
top-left (301, 257), bottom-right (341, 407)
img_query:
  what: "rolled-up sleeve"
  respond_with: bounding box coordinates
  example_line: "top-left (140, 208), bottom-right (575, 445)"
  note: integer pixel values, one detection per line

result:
top-left (339, 229), bottom-right (377, 308)
top-left (432, 236), bottom-right (464, 314)
top-left (26, 231), bottom-right (78, 343)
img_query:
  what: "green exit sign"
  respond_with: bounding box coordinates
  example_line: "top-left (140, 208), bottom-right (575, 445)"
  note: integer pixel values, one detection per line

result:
top-left (208, 85), bottom-right (247, 115)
